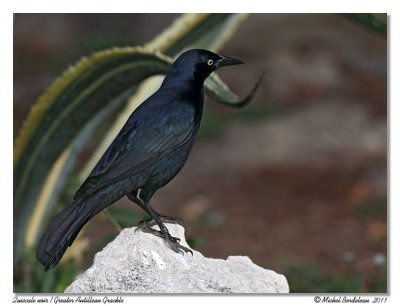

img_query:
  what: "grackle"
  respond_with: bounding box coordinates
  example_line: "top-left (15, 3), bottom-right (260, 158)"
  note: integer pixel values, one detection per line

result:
top-left (37, 49), bottom-right (245, 271)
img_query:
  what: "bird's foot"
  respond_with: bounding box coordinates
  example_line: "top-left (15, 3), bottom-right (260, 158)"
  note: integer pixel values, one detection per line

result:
top-left (136, 226), bottom-right (193, 256)
top-left (135, 217), bottom-right (153, 229)
top-left (159, 214), bottom-right (184, 225)
top-left (136, 214), bottom-right (184, 229)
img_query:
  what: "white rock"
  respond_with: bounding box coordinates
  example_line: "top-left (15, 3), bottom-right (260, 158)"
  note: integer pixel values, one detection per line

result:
top-left (64, 224), bottom-right (289, 293)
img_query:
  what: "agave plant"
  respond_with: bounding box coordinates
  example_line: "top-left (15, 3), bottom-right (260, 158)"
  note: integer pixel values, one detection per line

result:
top-left (13, 13), bottom-right (260, 270)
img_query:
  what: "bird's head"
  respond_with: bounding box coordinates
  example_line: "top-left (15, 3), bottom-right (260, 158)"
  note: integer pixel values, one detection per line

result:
top-left (164, 49), bottom-right (244, 86)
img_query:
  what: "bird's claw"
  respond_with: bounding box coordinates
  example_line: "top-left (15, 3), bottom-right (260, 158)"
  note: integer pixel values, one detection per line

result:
top-left (135, 226), bottom-right (192, 256)
top-left (165, 236), bottom-right (193, 256)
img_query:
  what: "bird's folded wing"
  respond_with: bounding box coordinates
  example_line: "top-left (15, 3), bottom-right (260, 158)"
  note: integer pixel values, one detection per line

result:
top-left (74, 117), bottom-right (195, 201)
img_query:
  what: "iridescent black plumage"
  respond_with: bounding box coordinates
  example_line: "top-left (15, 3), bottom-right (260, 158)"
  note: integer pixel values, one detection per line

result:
top-left (36, 49), bottom-right (243, 271)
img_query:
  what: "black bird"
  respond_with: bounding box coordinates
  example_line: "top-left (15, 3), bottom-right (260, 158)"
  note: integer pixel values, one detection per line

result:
top-left (37, 49), bottom-right (244, 271)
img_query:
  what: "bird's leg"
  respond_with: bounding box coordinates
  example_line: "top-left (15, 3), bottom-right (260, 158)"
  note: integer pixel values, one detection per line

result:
top-left (127, 191), bottom-right (192, 255)
top-left (127, 191), bottom-right (184, 227)
top-left (127, 191), bottom-right (155, 227)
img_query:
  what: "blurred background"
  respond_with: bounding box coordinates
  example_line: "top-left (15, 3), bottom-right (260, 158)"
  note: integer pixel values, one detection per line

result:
top-left (13, 13), bottom-right (387, 293)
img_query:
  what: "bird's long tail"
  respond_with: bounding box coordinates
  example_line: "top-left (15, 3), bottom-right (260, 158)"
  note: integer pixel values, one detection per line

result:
top-left (36, 199), bottom-right (93, 271)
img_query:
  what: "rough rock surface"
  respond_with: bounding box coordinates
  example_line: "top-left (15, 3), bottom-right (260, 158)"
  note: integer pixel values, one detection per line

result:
top-left (65, 224), bottom-right (289, 293)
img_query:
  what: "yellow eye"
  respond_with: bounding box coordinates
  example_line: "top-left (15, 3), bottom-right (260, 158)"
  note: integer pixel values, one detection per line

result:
top-left (207, 59), bottom-right (214, 66)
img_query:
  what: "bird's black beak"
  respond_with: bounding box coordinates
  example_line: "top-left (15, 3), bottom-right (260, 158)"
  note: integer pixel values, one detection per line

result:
top-left (217, 55), bottom-right (244, 68)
